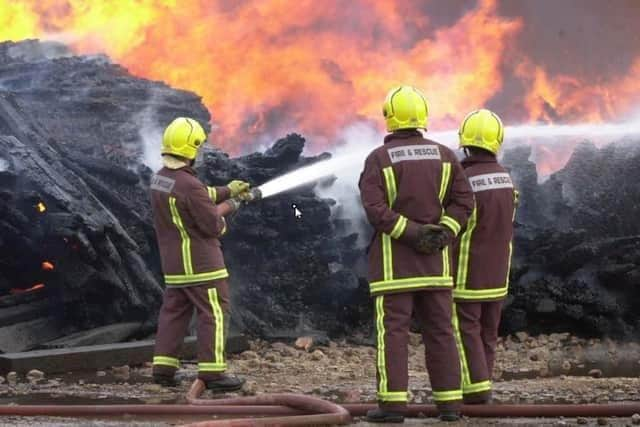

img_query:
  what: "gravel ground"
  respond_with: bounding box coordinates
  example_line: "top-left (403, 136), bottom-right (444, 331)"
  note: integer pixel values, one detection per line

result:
top-left (1, 332), bottom-right (640, 426)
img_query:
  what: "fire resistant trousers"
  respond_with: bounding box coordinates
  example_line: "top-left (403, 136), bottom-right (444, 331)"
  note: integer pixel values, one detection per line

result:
top-left (374, 290), bottom-right (462, 413)
top-left (152, 280), bottom-right (230, 381)
top-left (452, 300), bottom-right (503, 402)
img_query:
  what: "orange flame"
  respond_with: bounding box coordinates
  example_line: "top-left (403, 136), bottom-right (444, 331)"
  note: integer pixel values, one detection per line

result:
top-left (1, 0), bottom-right (639, 165)
top-left (36, 201), bottom-right (46, 213)
top-left (515, 58), bottom-right (640, 124)
top-left (0, 0), bottom-right (521, 152)
top-left (41, 261), bottom-right (55, 271)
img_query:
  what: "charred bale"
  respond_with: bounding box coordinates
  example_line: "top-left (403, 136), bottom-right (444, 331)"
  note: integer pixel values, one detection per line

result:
top-left (502, 141), bottom-right (640, 339)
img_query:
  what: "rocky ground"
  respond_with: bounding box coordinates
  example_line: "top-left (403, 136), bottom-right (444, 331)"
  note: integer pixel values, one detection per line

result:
top-left (2, 333), bottom-right (640, 426)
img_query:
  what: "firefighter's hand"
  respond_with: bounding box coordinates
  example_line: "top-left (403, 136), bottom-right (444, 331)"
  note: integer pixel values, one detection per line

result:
top-left (220, 198), bottom-right (242, 215)
top-left (236, 189), bottom-right (253, 202)
top-left (227, 180), bottom-right (251, 197)
top-left (415, 224), bottom-right (449, 255)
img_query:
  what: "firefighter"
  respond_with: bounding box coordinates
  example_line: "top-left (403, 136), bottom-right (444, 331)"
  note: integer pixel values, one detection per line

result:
top-left (452, 109), bottom-right (517, 404)
top-left (150, 117), bottom-right (251, 391)
top-left (359, 86), bottom-right (475, 422)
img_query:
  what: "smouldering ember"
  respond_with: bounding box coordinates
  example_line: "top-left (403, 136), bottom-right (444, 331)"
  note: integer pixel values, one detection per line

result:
top-left (10, 283), bottom-right (45, 295)
top-left (36, 201), bottom-right (46, 213)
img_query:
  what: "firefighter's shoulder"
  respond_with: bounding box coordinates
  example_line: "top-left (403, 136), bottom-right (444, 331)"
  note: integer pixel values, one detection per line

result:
top-left (423, 137), bottom-right (458, 161)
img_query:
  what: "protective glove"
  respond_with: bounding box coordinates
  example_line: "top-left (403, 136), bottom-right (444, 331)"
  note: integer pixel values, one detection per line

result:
top-left (236, 189), bottom-right (254, 202)
top-left (227, 180), bottom-right (251, 197)
top-left (414, 224), bottom-right (452, 255)
top-left (225, 197), bottom-right (243, 213)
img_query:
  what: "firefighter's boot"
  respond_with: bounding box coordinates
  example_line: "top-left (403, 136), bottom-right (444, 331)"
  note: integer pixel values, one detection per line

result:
top-left (438, 410), bottom-right (461, 422)
top-left (464, 391), bottom-right (492, 405)
top-left (365, 408), bottom-right (405, 423)
top-left (153, 374), bottom-right (179, 388)
top-left (204, 374), bottom-right (245, 393)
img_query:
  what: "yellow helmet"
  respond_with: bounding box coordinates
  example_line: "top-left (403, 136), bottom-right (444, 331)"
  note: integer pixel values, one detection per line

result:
top-left (161, 117), bottom-right (207, 160)
top-left (382, 86), bottom-right (429, 132)
top-left (458, 109), bottom-right (504, 155)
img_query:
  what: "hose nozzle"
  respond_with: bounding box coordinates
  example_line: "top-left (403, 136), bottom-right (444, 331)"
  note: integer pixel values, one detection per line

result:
top-left (245, 187), bottom-right (262, 202)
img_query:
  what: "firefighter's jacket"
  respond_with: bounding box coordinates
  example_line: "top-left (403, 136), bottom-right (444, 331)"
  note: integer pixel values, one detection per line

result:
top-left (150, 166), bottom-right (231, 287)
top-left (359, 130), bottom-right (474, 296)
top-left (452, 152), bottom-right (516, 301)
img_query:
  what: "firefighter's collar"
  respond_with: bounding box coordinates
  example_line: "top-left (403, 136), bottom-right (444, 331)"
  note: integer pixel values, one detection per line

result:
top-left (462, 152), bottom-right (498, 166)
top-left (384, 130), bottom-right (422, 143)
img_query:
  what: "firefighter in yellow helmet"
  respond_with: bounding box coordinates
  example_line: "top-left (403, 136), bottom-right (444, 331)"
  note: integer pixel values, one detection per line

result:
top-left (150, 117), bottom-right (251, 391)
top-left (451, 109), bottom-right (517, 404)
top-left (359, 86), bottom-right (474, 422)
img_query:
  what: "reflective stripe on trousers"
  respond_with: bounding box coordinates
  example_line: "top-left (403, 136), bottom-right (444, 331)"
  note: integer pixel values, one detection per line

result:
top-left (452, 302), bottom-right (492, 396)
top-left (375, 292), bottom-right (462, 405)
top-left (375, 295), bottom-right (409, 403)
top-left (152, 282), bottom-right (230, 379)
top-left (199, 287), bottom-right (226, 372)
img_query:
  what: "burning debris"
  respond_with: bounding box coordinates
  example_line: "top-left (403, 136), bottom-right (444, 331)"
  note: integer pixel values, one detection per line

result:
top-left (0, 40), bottom-right (362, 351)
top-left (0, 39), bottom-right (198, 351)
top-left (0, 38), bottom-right (639, 356)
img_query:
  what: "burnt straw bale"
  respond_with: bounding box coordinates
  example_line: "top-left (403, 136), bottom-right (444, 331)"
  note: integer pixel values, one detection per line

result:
top-left (1, 39), bottom-right (639, 351)
top-left (503, 142), bottom-right (640, 339)
top-left (0, 40), bottom-right (363, 351)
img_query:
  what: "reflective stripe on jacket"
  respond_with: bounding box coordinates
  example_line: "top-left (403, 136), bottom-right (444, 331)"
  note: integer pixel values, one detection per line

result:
top-left (452, 152), bottom-right (516, 301)
top-left (150, 166), bottom-right (231, 286)
top-left (359, 130), bottom-right (474, 296)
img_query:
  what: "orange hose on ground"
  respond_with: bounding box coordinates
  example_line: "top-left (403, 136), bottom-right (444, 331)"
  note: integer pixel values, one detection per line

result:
top-left (342, 403), bottom-right (640, 417)
top-left (0, 404), bottom-right (303, 416)
top-left (181, 379), bottom-right (351, 426)
top-left (0, 378), bottom-right (639, 425)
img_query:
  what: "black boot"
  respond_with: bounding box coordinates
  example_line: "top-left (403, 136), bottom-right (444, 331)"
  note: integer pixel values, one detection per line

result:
top-left (438, 410), bottom-right (460, 422)
top-left (365, 408), bottom-right (405, 423)
top-left (204, 374), bottom-right (245, 393)
top-left (152, 374), bottom-right (179, 387)
top-left (463, 391), bottom-right (492, 405)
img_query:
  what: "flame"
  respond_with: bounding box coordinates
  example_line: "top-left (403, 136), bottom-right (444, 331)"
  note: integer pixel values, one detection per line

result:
top-left (35, 201), bottom-right (47, 213)
top-left (516, 58), bottom-right (640, 124)
top-left (10, 283), bottom-right (45, 294)
top-left (0, 0), bottom-right (522, 152)
top-left (1, 0), bottom-right (640, 173)
top-left (41, 261), bottom-right (55, 271)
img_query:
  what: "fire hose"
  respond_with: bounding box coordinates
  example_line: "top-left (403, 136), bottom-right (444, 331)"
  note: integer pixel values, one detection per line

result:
top-left (182, 379), bottom-right (351, 426)
top-left (2, 378), bottom-right (640, 426)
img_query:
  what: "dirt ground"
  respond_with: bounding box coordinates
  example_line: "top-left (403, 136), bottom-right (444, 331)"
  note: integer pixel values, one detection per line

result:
top-left (2, 332), bottom-right (640, 426)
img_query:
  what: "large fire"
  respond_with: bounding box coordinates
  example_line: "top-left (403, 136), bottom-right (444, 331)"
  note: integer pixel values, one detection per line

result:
top-left (1, 0), bottom-right (639, 156)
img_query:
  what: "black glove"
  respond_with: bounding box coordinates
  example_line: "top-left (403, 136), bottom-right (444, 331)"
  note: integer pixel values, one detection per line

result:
top-left (414, 224), bottom-right (452, 255)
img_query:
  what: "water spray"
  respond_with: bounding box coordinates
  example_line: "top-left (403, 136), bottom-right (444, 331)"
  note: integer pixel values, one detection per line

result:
top-left (251, 118), bottom-right (640, 200)
top-left (256, 151), bottom-right (364, 199)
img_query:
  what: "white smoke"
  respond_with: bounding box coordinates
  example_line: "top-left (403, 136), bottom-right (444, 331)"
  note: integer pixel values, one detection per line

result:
top-left (313, 114), bottom-right (640, 197)
top-left (310, 116), bottom-right (640, 238)
top-left (134, 90), bottom-right (165, 172)
top-left (312, 122), bottom-right (382, 245)
top-left (6, 40), bottom-right (72, 62)
top-left (0, 158), bottom-right (9, 172)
